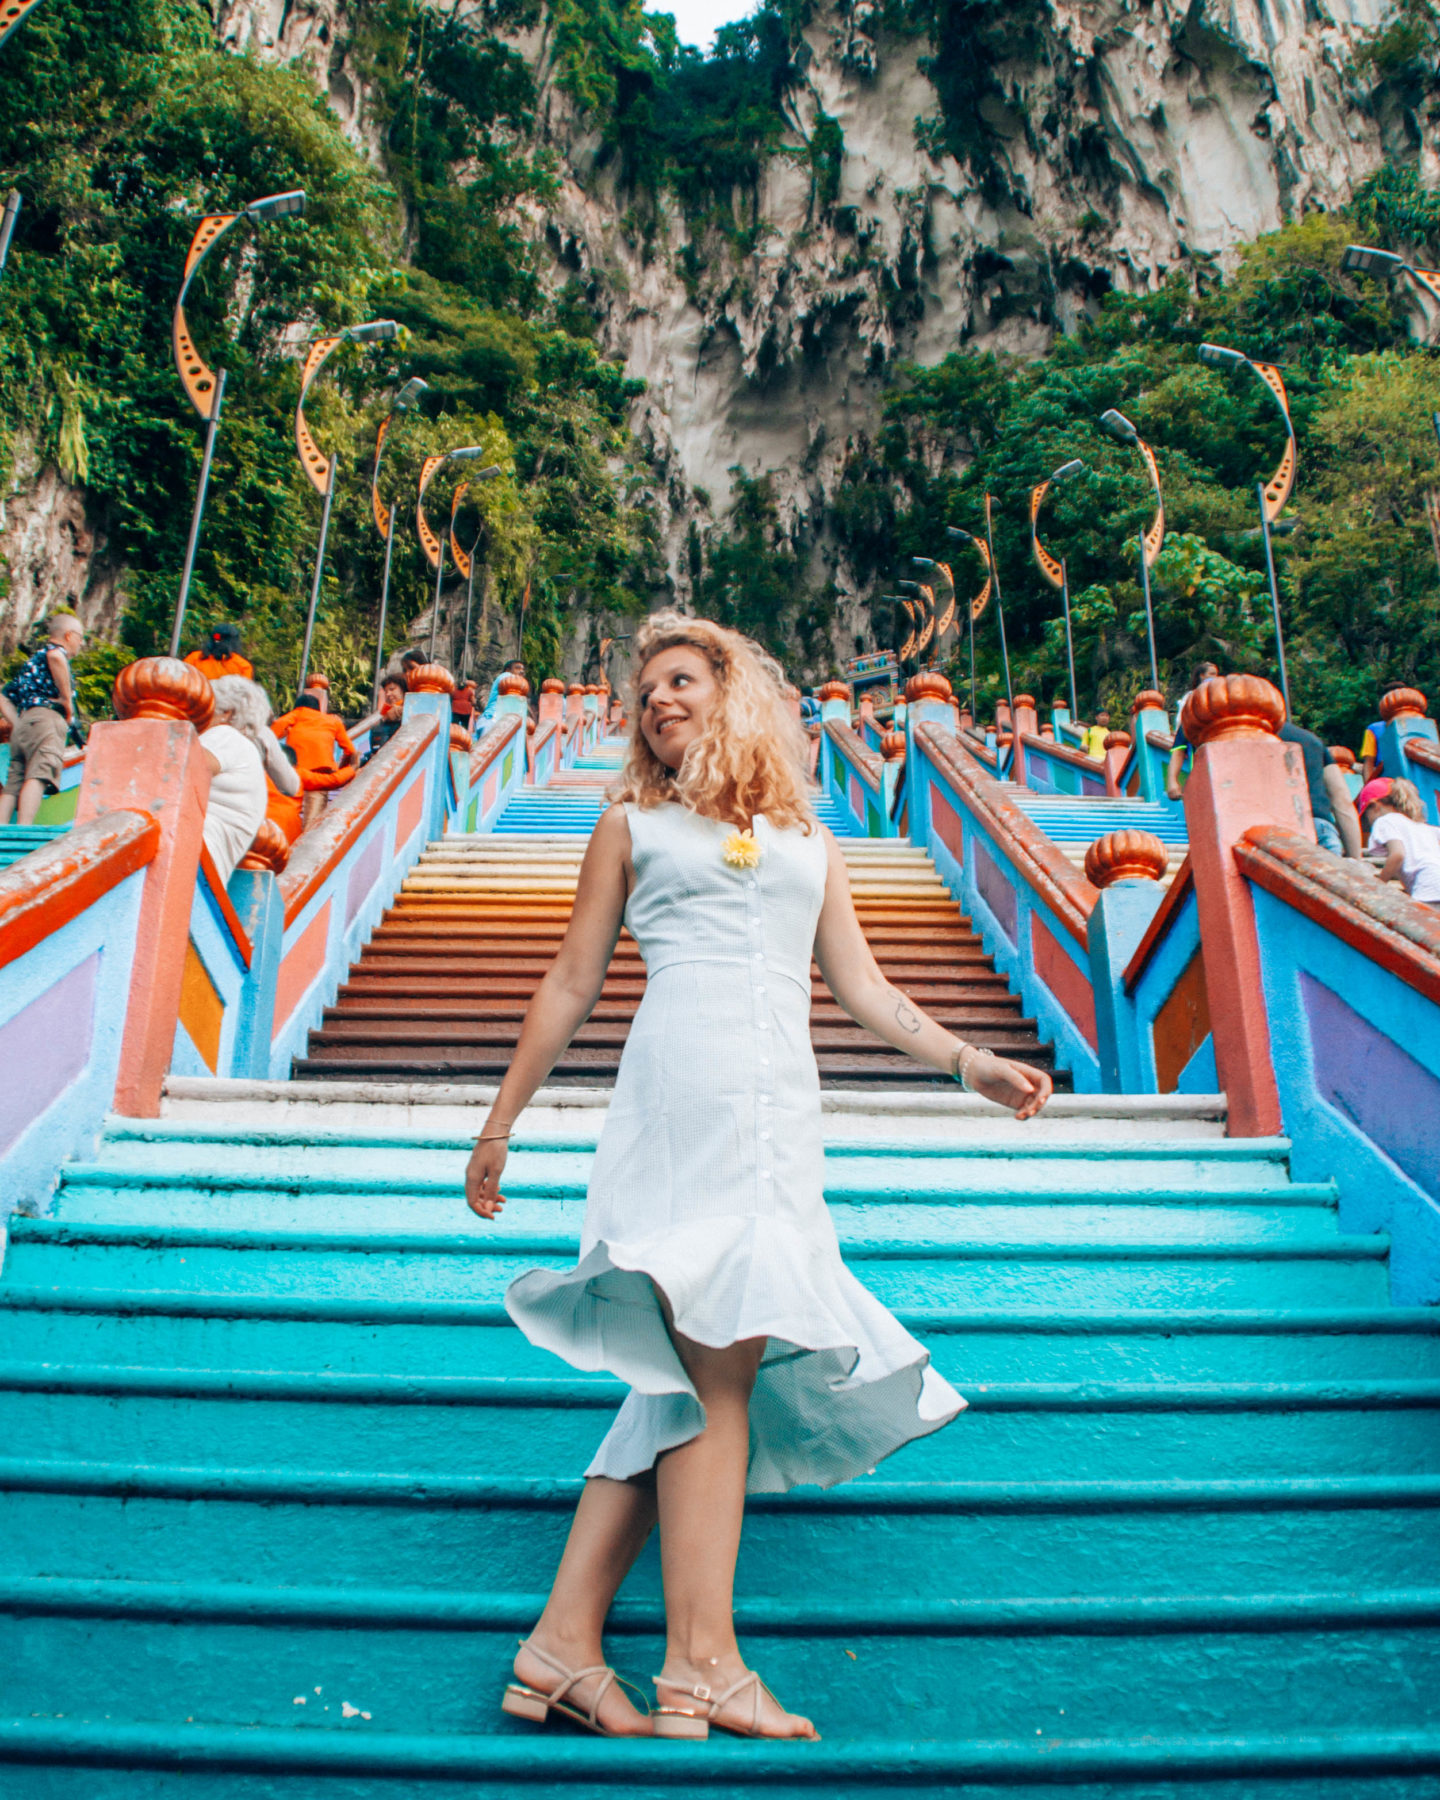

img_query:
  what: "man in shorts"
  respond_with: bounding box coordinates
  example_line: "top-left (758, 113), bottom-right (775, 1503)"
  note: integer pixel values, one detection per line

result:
top-left (0, 612), bottom-right (85, 825)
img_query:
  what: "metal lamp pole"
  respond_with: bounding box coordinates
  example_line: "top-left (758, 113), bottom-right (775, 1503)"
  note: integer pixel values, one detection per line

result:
top-left (1029, 457), bottom-right (1086, 718)
top-left (0, 189), bottom-right (20, 283)
top-left (416, 447), bottom-right (499, 661)
top-left (369, 376), bottom-right (428, 706)
top-left (1099, 409), bottom-right (1165, 690)
top-left (293, 317), bottom-right (399, 691)
top-left (945, 526), bottom-right (995, 723)
top-left (1197, 342), bottom-right (1298, 715)
top-left (169, 188), bottom-right (306, 657)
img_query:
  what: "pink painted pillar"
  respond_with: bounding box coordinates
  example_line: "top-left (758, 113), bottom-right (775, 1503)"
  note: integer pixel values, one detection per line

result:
top-left (537, 678), bottom-right (564, 724)
top-left (1182, 676), bottom-right (1312, 1138)
top-left (1102, 730), bottom-right (1131, 797)
top-left (74, 658), bottom-right (214, 1116)
top-left (1012, 692), bottom-right (1039, 788)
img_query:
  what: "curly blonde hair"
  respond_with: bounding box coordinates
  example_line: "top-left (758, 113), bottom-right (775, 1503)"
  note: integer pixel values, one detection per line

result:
top-left (611, 612), bottom-right (816, 833)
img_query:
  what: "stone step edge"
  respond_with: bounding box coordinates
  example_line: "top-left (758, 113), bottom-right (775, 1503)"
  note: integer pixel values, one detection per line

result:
top-left (11, 1222), bottom-right (1378, 1262)
top-left (1, 1289), bottom-right (1430, 1334)
top-left (1, 1363), bottom-right (1431, 1411)
top-left (4, 1459), bottom-right (1440, 1515)
top-left (1, 1718), bottom-right (1436, 1782)
top-left (52, 1167), bottom-right (1336, 1204)
top-left (5, 1574), bottom-right (1440, 1639)
top-left (103, 1119), bottom-right (1282, 1160)
top-left (161, 1077), bottom-right (1226, 1120)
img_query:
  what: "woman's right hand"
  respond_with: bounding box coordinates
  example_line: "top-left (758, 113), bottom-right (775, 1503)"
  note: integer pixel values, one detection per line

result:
top-left (465, 1135), bottom-right (510, 1220)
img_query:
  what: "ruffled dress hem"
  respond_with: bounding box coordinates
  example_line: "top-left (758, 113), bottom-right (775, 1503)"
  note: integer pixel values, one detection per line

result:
top-left (505, 1216), bottom-right (965, 1496)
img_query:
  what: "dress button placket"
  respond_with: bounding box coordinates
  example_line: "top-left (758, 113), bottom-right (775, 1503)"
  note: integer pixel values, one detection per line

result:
top-left (749, 853), bottom-right (772, 1201)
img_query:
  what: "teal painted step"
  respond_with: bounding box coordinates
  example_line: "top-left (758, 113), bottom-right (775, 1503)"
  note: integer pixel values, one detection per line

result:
top-left (9, 1733), bottom-right (1440, 1800)
top-left (0, 821), bottom-right (68, 869)
top-left (4, 1096), bottom-right (1439, 1791)
top-left (8, 1603), bottom-right (1440, 1740)
top-left (1011, 794), bottom-right (1187, 846)
top-left (8, 1478), bottom-right (1440, 1604)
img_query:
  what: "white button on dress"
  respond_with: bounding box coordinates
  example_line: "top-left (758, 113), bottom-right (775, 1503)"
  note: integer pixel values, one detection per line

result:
top-left (505, 801), bottom-right (965, 1495)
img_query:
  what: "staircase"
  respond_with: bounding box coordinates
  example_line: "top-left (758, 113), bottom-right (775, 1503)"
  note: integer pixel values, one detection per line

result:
top-left (4, 1077), bottom-right (1439, 1793)
top-left (1012, 792), bottom-right (1189, 885)
top-left (297, 775), bottom-right (1060, 1085)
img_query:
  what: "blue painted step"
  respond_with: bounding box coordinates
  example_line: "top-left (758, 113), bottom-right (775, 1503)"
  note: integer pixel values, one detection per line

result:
top-left (0, 821), bottom-right (68, 869)
top-left (1, 1064), bottom-right (1436, 1793)
top-left (1011, 793), bottom-right (1188, 847)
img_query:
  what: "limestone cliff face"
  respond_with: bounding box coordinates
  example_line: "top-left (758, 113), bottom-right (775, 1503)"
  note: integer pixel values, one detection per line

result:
top-left (528, 0), bottom-right (1391, 635)
top-left (0, 0), bottom-right (1395, 657)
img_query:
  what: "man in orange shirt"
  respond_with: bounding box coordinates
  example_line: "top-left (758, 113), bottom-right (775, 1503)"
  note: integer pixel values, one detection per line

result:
top-left (271, 677), bottom-right (359, 830)
top-left (185, 623), bottom-right (253, 682)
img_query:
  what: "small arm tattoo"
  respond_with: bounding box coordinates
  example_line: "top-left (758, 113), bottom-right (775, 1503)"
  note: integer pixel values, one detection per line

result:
top-left (894, 998), bottom-right (922, 1034)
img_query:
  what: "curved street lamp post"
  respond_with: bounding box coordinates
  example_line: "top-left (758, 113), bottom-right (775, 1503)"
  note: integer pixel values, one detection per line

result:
top-left (1029, 457), bottom-right (1086, 719)
top-left (169, 188), bottom-right (305, 656)
top-left (944, 496), bottom-right (1013, 729)
top-left (294, 318), bottom-right (398, 692)
top-left (1198, 342), bottom-right (1298, 715)
top-left (944, 525), bottom-right (994, 723)
top-left (369, 375), bottom-right (428, 707)
top-left (897, 579), bottom-right (934, 661)
top-left (449, 478), bottom-right (490, 680)
top-left (884, 594), bottom-right (917, 668)
top-left (0, 0), bottom-right (52, 288)
top-left (1099, 409), bottom-right (1164, 691)
top-left (912, 557), bottom-right (958, 656)
top-left (416, 448), bottom-right (501, 661)
top-left (1343, 244), bottom-right (1440, 340)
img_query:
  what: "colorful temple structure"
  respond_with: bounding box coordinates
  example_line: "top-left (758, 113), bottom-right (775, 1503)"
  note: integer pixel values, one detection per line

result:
top-left (1, 655), bottom-right (1439, 1793)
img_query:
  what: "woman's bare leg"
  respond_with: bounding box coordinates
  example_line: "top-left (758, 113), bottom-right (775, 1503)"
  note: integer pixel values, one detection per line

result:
top-left (516, 1475), bottom-right (657, 1733)
top-left (655, 1330), bottom-right (817, 1739)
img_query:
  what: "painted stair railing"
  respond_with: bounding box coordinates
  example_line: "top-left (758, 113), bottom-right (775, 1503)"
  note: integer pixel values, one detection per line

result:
top-left (7, 1074), bottom-right (1440, 1792)
top-left (0, 658), bottom-right (527, 1215)
top-left (891, 668), bottom-right (1440, 1302)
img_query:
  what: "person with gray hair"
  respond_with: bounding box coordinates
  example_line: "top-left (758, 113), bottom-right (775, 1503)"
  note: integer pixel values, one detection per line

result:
top-left (200, 676), bottom-right (299, 884)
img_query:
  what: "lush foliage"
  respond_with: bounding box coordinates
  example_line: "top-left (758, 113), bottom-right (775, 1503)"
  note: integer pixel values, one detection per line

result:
top-left (831, 171), bottom-right (1440, 745)
top-left (0, 0), bottom-right (659, 714)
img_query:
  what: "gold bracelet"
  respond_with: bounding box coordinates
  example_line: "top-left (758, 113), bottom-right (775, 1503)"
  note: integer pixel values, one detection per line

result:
top-left (476, 1127), bottom-right (512, 1144)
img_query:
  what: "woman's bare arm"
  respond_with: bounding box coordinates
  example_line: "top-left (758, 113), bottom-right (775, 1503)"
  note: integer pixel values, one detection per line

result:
top-left (465, 805), bottom-right (632, 1217)
top-left (811, 828), bottom-right (1051, 1119)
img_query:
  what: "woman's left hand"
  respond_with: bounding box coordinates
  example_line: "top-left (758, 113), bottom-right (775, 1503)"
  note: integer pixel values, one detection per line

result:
top-left (967, 1051), bottom-right (1052, 1120)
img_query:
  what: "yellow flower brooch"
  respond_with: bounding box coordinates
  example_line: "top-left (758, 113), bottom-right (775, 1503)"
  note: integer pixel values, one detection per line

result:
top-left (721, 829), bottom-right (762, 870)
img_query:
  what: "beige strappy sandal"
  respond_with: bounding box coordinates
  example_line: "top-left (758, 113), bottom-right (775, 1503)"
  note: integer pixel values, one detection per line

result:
top-left (501, 1637), bottom-right (651, 1737)
top-left (652, 1669), bottom-right (819, 1740)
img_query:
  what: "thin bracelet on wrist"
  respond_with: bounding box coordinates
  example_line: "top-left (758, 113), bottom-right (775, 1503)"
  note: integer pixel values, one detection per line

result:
top-left (951, 1042), bottom-right (983, 1092)
top-left (476, 1125), bottom-right (513, 1144)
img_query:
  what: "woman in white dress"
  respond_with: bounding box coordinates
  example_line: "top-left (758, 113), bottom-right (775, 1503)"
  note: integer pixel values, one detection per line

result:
top-left (465, 613), bottom-right (1051, 1742)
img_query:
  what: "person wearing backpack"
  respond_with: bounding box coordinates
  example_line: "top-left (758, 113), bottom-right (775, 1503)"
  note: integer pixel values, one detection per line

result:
top-left (0, 612), bottom-right (85, 826)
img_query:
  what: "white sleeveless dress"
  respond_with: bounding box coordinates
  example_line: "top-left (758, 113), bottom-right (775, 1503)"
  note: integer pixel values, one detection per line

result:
top-left (505, 801), bottom-right (965, 1494)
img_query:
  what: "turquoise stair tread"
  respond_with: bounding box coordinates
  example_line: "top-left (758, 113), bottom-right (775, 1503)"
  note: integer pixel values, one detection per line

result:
top-left (5, 1715), bottom-right (1440, 1786)
top-left (8, 1483), bottom-right (1440, 1601)
top-left (7, 1610), bottom-right (1440, 1741)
